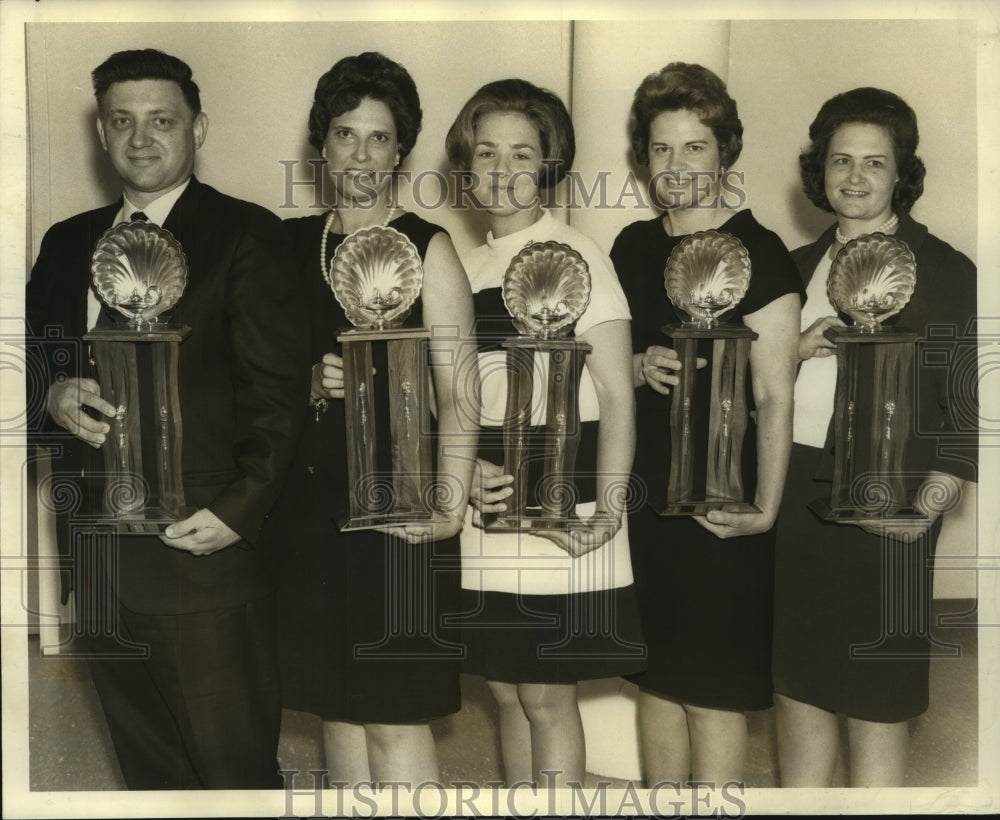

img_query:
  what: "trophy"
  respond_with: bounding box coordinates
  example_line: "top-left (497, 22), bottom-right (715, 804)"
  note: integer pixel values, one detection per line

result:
top-left (327, 225), bottom-right (435, 531)
top-left (486, 240), bottom-right (594, 532)
top-left (808, 233), bottom-right (921, 521)
top-left (658, 230), bottom-right (759, 515)
top-left (83, 220), bottom-right (193, 533)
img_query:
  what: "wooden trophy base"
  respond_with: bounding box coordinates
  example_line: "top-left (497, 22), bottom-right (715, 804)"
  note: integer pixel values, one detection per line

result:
top-left (657, 498), bottom-right (761, 517)
top-left (807, 498), bottom-right (928, 524)
top-left (336, 509), bottom-right (435, 533)
top-left (83, 505), bottom-right (198, 535)
top-left (117, 505), bottom-right (198, 535)
top-left (485, 511), bottom-right (592, 533)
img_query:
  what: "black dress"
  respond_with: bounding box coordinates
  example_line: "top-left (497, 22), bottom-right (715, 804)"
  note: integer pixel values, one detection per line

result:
top-left (771, 213), bottom-right (978, 722)
top-left (610, 210), bottom-right (804, 711)
top-left (269, 212), bottom-right (462, 724)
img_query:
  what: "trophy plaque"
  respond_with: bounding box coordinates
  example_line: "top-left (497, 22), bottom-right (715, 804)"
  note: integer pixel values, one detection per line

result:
top-left (328, 225), bottom-right (434, 531)
top-left (808, 233), bottom-right (922, 522)
top-left (486, 240), bottom-right (594, 532)
top-left (83, 220), bottom-right (193, 534)
top-left (658, 230), bottom-right (759, 516)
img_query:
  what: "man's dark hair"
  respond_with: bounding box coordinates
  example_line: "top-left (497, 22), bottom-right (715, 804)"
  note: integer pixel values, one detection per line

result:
top-left (92, 49), bottom-right (201, 115)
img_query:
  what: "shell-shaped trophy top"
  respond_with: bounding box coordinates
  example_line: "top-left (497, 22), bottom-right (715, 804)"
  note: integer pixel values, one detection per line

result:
top-left (327, 225), bottom-right (423, 330)
top-left (501, 240), bottom-right (592, 339)
top-left (663, 230), bottom-right (751, 328)
top-left (828, 233), bottom-right (916, 332)
top-left (91, 221), bottom-right (189, 326)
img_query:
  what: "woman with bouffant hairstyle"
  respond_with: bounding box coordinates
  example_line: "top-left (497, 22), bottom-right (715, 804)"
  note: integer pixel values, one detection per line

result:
top-left (610, 62), bottom-right (803, 784)
top-left (446, 78), bottom-right (645, 788)
top-left (772, 87), bottom-right (976, 787)
top-left (269, 51), bottom-right (477, 786)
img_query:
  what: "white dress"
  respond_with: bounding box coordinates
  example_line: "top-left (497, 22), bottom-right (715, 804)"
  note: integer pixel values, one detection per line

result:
top-left (456, 210), bottom-right (646, 683)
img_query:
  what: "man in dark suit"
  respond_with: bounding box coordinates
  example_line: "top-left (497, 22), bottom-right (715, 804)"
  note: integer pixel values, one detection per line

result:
top-left (25, 49), bottom-right (309, 789)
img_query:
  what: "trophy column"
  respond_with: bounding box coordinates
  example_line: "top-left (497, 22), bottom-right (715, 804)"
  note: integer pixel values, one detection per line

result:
top-left (492, 337), bottom-right (592, 530)
top-left (809, 327), bottom-right (922, 520)
top-left (484, 238), bottom-right (595, 533)
top-left (338, 327), bottom-right (434, 531)
top-left (808, 231), bottom-right (921, 522)
top-left (659, 324), bottom-right (758, 515)
top-left (83, 325), bottom-right (192, 533)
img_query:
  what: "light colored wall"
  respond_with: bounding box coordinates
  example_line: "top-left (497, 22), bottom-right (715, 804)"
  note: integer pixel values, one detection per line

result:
top-left (25, 19), bottom-right (982, 597)
top-left (27, 21), bottom-right (571, 259)
top-left (727, 18), bottom-right (978, 259)
top-left (567, 20), bottom-right (730, 253)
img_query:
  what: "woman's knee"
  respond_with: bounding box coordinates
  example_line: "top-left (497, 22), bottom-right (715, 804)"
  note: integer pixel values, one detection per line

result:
top-left (487, 680), bottom-right (522, 709)
top-left (364, 722), bottom-right (428, 751)
top-left (516, 682), bottom-right (578, 725)
top-left (684, 703), bottom-right (746, 734)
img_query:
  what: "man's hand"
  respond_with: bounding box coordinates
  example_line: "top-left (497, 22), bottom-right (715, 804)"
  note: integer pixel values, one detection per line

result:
top-left (161, 508), bottom-right (241, 555)
top-left (47, 377), bottom-right (117, 447)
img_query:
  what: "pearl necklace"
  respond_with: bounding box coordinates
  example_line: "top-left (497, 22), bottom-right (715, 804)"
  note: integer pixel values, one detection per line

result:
top-left (319, 206), bottom-right (398, 279)
top-left (835, 213), bottom-right (899, 246)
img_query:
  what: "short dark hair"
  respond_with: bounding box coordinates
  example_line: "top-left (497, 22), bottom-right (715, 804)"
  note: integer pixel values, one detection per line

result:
top-left (628, 62), bottom-right (743, 169)
top-left (799, 87), bottom-right (925, 213)
top-left (92, 49), bottom-right (201, 115)
top-left (307, 52), bottom-right (422, 159)
top-left (445, 78), bottom-right (575, 189)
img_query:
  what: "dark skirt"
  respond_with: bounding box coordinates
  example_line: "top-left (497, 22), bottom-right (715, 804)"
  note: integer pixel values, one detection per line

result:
top-left (625, 504), bottom-right (776, 712)
top-left (771, 442), bottom-right (941, 722)
top-left (275, 515), bottom-right (463, 725)
top-left (456, 586), bottom-right (647, 684)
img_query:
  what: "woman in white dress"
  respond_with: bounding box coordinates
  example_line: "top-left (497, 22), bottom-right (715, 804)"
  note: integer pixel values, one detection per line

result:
top-left (444, 79), bottom-right (646, 787)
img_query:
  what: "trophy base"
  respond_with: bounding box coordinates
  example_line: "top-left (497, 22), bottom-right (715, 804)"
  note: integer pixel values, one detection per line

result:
top-left (336, 509), bottom-right (435, 533)
top-left (807, 498), bottom-right (929, 524)
top-left (484, 510), bottom-right (617, 533)
top-left (83, 506), bottom-right (197, 535)
top-left (655, 499), bottom-right (761, 517)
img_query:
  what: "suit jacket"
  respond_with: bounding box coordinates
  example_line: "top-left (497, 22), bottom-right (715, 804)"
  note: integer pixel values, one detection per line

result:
top-left (25, 177), bottom-right (310, 614)
top-left (792, 210), bottom-right (978, 485)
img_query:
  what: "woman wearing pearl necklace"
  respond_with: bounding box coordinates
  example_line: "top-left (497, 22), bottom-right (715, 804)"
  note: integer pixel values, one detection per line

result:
top-left (266, 51), bottom-right (476, 786)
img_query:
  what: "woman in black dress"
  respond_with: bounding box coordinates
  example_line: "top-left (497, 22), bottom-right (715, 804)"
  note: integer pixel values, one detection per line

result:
top-left (609, 62), bottom-right (803, 784)
top-left (269, 52), bottom-right (477, 785)
top-left (772, 88), bottom-right (977, 787)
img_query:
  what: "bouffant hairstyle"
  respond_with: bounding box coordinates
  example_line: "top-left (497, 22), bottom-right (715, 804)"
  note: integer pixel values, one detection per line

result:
top-left (445, 78), bottom-right (575, 189)
top-left (92, 49), bottom-right (201, 115)
top-left (799, 87), bottom-right (925, 213)
top-left (628, 62), bottom-right (743, 169)
top-left (308, 52), bottom-right (422, 159)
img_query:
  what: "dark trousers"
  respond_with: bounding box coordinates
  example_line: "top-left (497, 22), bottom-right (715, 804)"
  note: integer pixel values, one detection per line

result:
top-left (89, 592), bottom-right (282, 789)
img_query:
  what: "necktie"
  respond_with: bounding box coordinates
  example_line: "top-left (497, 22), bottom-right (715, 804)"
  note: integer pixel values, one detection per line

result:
top-left (130, 211), bottom-right (149, 223)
